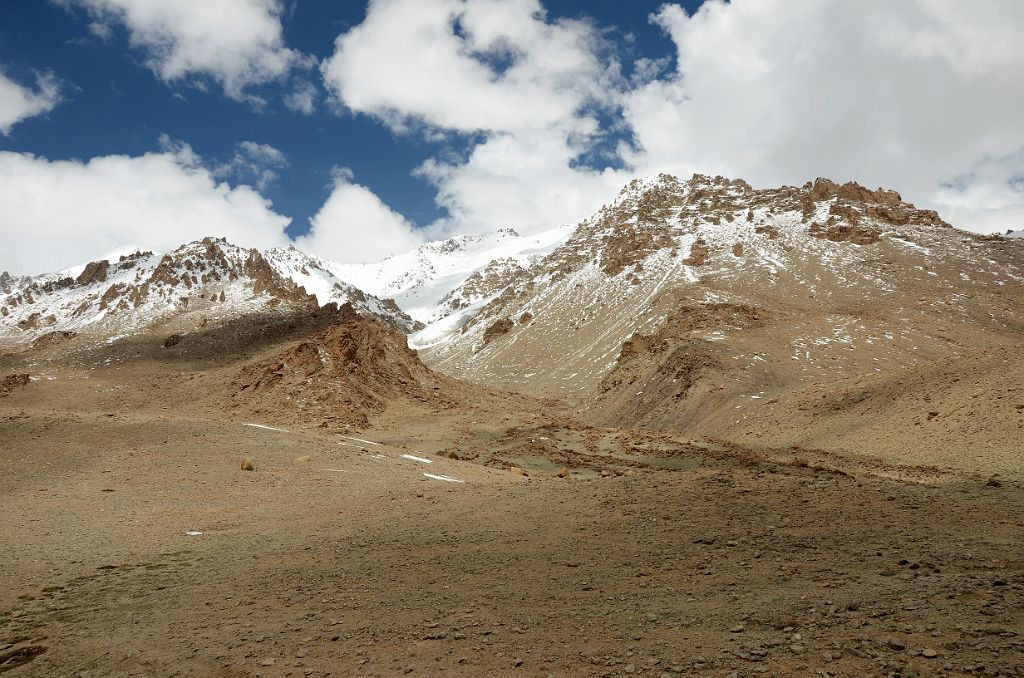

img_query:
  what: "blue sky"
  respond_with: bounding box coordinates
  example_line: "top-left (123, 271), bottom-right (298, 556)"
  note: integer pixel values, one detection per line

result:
top-left (0, 1), bottom-right (694, 238)
top-left (0, 1), bottom-right (1021, 274)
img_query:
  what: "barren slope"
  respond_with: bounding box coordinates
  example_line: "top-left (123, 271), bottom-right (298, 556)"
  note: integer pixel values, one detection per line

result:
top-left (419, 174), bottom-right (1024, 471)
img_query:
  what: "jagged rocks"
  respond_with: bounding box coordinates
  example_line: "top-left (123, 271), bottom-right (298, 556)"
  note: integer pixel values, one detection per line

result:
top-left (809, 218), bottom-right (883, 245)
top-left (683, 238), bottom-right (710, 266)
top-left (438, 258), bottom-right (526, 317)
top-left (483, 318), bottom-right (515, 344)
top-left (76, 260), bottom-right (110, 286)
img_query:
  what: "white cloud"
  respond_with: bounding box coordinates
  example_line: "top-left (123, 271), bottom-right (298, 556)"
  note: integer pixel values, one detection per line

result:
top-left (417, 129), bottom-right (627, 239)
top-left (932, 150), bottom-right (1024, 234)
top-left (622, 0), bottom-right (1024, 233)
top-left (0, 143), bottom-right (290, 275)
top-left (213, 139), bottom-right (289, 190)
top-left (321, 0), bottom-right (617, 134)
top-left (61, 0), bottom-right (308, 102)
top-left (283, 80), bottom-right (317, 115)
top-left (296, 169), bottom-right (425, 264)
top-left (0, 68), bottom-right (62, 135)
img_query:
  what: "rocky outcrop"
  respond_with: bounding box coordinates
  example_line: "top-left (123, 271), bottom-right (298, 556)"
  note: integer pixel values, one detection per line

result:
top-left (0, 373), bottom-right (30, 397)
top-left (229, 304), bottom-right (459, 429)
top-left (76, 260), bottom-right (110, 286)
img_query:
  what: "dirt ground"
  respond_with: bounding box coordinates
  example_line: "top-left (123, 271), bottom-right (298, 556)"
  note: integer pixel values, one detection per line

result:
top-left (1, 328), bottom-right (1023, 677)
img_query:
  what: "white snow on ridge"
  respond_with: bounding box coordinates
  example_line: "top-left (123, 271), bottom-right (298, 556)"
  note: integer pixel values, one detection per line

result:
top-left (333, 224), bottom-right (573, 322)
top-left (0, 238), bottom-right (418, 344)
top-left (264, 246), bottom-right (404, 324)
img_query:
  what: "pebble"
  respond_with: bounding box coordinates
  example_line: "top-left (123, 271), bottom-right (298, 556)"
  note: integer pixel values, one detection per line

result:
top-left (922, 648), bottom-right (938, 658)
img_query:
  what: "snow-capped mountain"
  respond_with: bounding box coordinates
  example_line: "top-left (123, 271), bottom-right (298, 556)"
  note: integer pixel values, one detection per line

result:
top-left (6, 173), bottom-right (1021, 393)
top-left (416, 174), bottom-right (1024, 410)
top-left (333, 225), bottom-right (573, 325)
top-left (0, 237), bottom-right (416, 345)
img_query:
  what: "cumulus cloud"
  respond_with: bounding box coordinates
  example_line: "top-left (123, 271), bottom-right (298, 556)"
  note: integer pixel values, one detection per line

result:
top-left (213, 139), bottom-right (289, 190)
top-left (321, 0), bottom-right (618, 135)
top-left (417, 129), bottom-right (627, 238)
top-left (296, 168), bottom-right (425, 264)
top-left (0, 68), bottom-right (62, 135)
top-left (315, 0), bottom-right (1024, 243)
top-left (0, 142), bottom-right (290, 275)
top-left (59, 0), bottom-right (309, 102)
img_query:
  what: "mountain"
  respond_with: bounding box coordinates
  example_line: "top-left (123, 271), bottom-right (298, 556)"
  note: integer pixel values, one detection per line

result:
top-left (0, 237), bottom-right (417, 346)
top-left (412, 173), bottom-right (1024, 468)
top-left (333, 225), bottom-right (573, 335)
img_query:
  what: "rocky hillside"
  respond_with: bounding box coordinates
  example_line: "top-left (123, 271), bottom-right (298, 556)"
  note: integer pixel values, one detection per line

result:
top-left (227, 303), bottom-right (464, 430)
top-left (418, 174), bottom-right (1024, 446)
top-left (0, 238), bottom-right (416, 346)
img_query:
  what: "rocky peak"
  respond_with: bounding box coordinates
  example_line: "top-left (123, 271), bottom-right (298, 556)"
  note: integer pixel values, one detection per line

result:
top-left (0, 238), bottom-right (417, 345)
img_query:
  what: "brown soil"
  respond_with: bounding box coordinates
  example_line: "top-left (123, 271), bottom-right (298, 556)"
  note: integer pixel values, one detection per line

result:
top-left (1, 307), bottom-right (1022, 676)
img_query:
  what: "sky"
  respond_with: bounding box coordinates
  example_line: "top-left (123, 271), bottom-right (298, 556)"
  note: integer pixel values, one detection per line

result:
top-left (0, 0), bottom-right (1022, 275)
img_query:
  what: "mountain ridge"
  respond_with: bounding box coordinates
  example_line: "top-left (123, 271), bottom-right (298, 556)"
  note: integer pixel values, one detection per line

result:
top-left (0, 237), bottom-right (418, 346)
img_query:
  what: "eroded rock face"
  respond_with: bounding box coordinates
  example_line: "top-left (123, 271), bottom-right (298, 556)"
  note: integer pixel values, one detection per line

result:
top-left (76, 260), bottom-right (110, 286)
top-left (439, 258), bottom-right (526, 316)
top-left (482, 317), bottom-right (515, 344)
top-left (229, 304), bottom-right (458, 429)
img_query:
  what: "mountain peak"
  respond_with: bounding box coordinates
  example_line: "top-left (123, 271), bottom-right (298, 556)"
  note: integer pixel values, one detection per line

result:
top-left (0, 237), bottom-right (418, 345)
